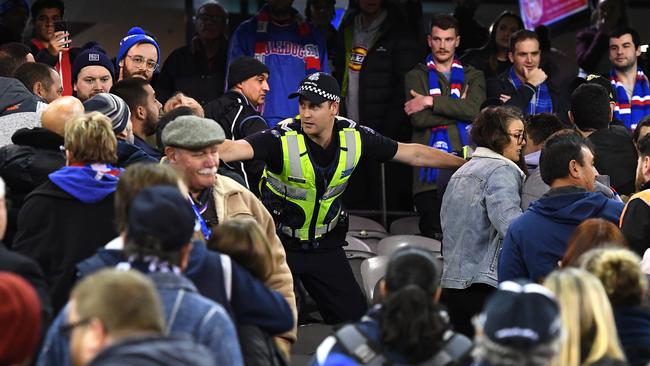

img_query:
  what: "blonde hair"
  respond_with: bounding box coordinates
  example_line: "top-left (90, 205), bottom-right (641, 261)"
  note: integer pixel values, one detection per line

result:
top-left (581, 248), bottom-right (647, 307)
top-left (64, 111), bottom-right (117, 164)
top-left (207, 218), bottom-right (275, 281)
top-left (543, 268), bottom-right (626, 366)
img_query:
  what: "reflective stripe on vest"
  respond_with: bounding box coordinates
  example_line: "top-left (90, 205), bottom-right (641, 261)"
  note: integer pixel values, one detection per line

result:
top-left (263, 120), bottom-right (362, 241)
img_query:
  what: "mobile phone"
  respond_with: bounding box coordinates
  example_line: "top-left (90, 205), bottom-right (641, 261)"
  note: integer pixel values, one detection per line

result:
top-left (53, 20), bottom-right (69, 48)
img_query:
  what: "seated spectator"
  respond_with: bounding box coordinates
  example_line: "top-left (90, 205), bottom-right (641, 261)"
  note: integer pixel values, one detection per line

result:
top-left (311, 247), bottom-right (472, 365)
top-left (0, 76), bottom-right (48, 146)
top-left (499, 131), bottom-right (625, 283)
top-left (204, 56), bottom-right (270, 195)
top-left (0, 272), bottom-right (42, 366)
top-left (27, 0), bottom-right (78, 96)
top-left (13, 112), bottom-right (120, 312)
top-left (570, 83), bottom-right (638, 196)
top-left (520, 113), bottom-right (564, 209)
top-left (0, 96), bottom-right (82, 245)
top-left (620, 134), bottom-right (650, 255)
top-left (536, 24), bottom-right (576, 103)
top-left (543, 268), bottom-right (627, 366)
top-left (115, 27), bottom-right (160, 82)
top-left (0, 1), bottom-right (29, 45)
top-left (110, 77), bottom-right (163, 159)
top-left (633, 116), bottom-right (650, 147)
top-left (13, 61), bottom-right (62, 102)
top-left (569, 73), bottom-right (622, 127)
top-left (560, 218), bottom-right (628, 268)
top-left (472, 280), bottom-right (562, 366)
top-left (441, 106), bottom-right (526, 337)
top-left (460, 11), bottom-right (523, 79)
top-left (72, 45), bottom-right (114, 102)
top-left (65, 269), bottom-right (218, 366)
top-left (0, 42), bottom-right (34, 77)
top-left (83, 93), bottom-right (157, 167)
top-left (156, 1), bottom-right (228, 105)
top-left (576, 0), bottom-right (627, 76)
top-left (486, 29), bottom-right (564, 116)
top-left (608, 27), bottom-right (650, 131)
top-left (581, 248), bottom-right (650, 366)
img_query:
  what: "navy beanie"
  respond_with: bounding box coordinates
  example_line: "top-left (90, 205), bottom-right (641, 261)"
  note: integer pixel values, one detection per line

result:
top-left (72, 45), bottom-right (115, 83)
top-left (116, 27), bottom-right (161, 67)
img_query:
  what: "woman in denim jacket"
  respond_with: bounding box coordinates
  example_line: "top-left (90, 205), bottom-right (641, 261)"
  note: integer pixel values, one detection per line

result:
top-left (440, 106), bottom-right (527, 337)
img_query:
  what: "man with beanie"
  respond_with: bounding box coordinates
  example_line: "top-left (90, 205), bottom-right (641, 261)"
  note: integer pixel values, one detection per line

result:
top-left (72, 45), bottom-right (115, 101)
top-left (13, 112), bottom-right (121, 312)
top-left (83, 93), bottom-right (157, 167)
top-left (228, 0), bottom-right (329, 127)
top-left (116, 26), bottom-right (161, 81)
top-left (204, 56), bottom-right (270, 196)
top-left (472, 280), bottom-right (562, 366)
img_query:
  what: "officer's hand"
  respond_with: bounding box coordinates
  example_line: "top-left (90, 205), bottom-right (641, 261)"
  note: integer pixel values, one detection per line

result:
top-left (404, 89), bottom-right (433, 116)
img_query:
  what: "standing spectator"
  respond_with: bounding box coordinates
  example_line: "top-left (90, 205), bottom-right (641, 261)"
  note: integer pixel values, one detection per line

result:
top-left (620, 134), bottom-right (650, 256)
top-left (110, 77), bottom-right (163, 159)
top-left (0, 42), bottom-right (34, 76)
top-left (0, 272), bottom-right (42, 366)
top-left (608, 27), bottom-right (650, 131)
top-left (0, 0), bottom-right (29, 44)
top-left (115, 26), bottom-right (160, 82)
top-left (0, 76), bottom-right (47, 146)
top-left (13, 112), bottom-right (120, 312)
top-left (472, 280), bottom-right (562, 366)
top-left (633, 116), bottom-right (650, 146)
top-left (440, 106), bottom-right (526, 337)
top-left (204, 56), bottom-right (269, 196)
top-left (582, 248), bottom-right (650, 366)
top-left (453, 0), bottom-right (488, 56)
top-left (404, 13), bottom-right (485, 239)
top-left (228, 0), bottom-right (329, 127)
top-left (13, 62), bottom-right (62, 102)
top-left (157, 1), bottom-right (228, 106)
top-left (0, 96), bottom-right (82, 246)
top-left (560, 218), bottom-right (628, 268)
top-left (499, 131), bottom-right (624, 283)
top-left (65, 269), bottom-right (218, 366)
top-left (305, 0), bottom-right (336, 72)
top-left (576, 0), bottom-right (628, 76)
top-left (27, 0), bottom-right (78, 96)
top-left (460, 11), bottom-right (523, 79)
top-left (335, 0), bottom-right (422, 212)
top-left (486, 30), bottom-right (562, 116)
top-left (72, 45), bottom-right (114, 102)
top-left (544, 268), bottom-right (627, 366)
top-left (570, 83), bottom-right (638, 195)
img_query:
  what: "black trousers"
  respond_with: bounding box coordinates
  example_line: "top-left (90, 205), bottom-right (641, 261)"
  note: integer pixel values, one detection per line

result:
top-left (286, 247), bottom-right (367, 325)
top-left (441, 283), bottom-right (495, 338)
top-left (413, 190), bottom-right (443, 238)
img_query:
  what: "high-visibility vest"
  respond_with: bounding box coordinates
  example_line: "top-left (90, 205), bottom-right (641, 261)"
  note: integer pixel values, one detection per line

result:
top-left (262, 117), bottom-right (362, 241)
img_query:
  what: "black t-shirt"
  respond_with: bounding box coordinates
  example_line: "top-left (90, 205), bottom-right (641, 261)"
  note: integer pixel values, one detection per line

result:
top-left (244, 119), bottom-right (399, 179)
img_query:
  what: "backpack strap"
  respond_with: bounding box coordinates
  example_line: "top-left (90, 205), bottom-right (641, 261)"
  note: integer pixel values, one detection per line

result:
top-left (334, 324), bottom-right (385, 366)
top-left (424, 331), bottom-right (473, 366)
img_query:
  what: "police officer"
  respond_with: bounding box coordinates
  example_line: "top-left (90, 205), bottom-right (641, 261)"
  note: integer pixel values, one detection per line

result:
top-left (219, 72), bottom-right (466, 324)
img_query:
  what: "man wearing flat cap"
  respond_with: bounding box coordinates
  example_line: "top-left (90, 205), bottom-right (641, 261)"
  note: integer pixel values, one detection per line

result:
top-left (204, 56), bottom-right (270, 196)
top-left (219, 71), bottom-right (467, 324)
top-left (162, 115), bottom-right (297, 350)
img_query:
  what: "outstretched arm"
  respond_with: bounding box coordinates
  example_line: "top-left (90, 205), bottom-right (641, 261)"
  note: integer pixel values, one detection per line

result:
top-left (391, 142), bottom-right (466, 169)
top-left (219, 139), bottom-right (255, 163)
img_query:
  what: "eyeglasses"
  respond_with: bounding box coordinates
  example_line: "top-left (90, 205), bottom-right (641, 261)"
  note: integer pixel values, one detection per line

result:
top-left (60, 318), bottom-right (91, 337)
top-left (508, 132), bottom-right (526, 144)
top-left (125, 54), bottom-right (158, 71)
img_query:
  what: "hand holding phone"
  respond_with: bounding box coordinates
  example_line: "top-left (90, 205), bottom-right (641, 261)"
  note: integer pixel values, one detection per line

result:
top-left (52, 20), bottom-right (71, 50)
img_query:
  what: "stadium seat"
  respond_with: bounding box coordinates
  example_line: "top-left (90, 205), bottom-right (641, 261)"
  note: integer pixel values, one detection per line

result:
top-left (377, 235), bottom-right (441, 256)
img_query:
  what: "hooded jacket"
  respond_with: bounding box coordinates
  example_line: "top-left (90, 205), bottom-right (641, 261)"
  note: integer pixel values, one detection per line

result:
top-left (499, 186), bottom-right (624, 283)
top-left (0, 77), bottom-right (47, 146)
top-left (13, 165), bottom-right (119, 311)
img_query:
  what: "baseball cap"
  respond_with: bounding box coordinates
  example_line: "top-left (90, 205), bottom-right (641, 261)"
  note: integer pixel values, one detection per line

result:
top-left (289, 72), bottom-right (341, 105)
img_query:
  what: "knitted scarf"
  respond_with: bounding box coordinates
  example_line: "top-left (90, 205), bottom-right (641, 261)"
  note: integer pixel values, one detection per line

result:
top-left (508, 67), bottom-right (553, 115)
top-left (420, 54), bottom-right (469, 183)
top-left (610, 68), bottom-right (650, 130)
top-left (252, 6), bottom-right (320, 74)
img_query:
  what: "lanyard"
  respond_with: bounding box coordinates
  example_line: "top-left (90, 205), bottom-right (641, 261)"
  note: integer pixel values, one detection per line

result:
top-left (188, 194), bottom-right (211, 240)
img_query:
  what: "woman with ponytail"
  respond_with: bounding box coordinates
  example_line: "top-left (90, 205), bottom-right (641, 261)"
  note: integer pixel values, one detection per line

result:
top-left (311, 247), bottom-right (470, 365)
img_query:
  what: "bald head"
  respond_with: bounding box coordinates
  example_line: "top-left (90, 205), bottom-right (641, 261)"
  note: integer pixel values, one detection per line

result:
top-left (41, 96), bottom-right (84, 136)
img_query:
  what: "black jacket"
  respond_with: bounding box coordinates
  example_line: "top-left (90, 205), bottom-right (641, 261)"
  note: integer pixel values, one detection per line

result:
top-left (0, 127), bottom-right (66, 246)
top-left (587, 125), bottom-right (638, 196)
top-left (13, 179), bottom-right (117, 312)
top-left (620, 180), bottom-right (650, 256)
top-left (116, 139), bottom-right (158, 168)
top-left (486, 69), bottom-right (566, 117)
top-left (204, 90), bottom-right (268, 196)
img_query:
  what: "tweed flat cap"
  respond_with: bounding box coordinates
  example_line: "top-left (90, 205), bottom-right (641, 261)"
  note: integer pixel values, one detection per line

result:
top-left (161, 115), bottom-right (225, 149)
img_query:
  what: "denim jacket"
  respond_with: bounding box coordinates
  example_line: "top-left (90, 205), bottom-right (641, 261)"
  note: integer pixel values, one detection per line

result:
top-left (37, 272), bottom-right (244, 366)
top-left (440, 147), bottom-right (525, 289)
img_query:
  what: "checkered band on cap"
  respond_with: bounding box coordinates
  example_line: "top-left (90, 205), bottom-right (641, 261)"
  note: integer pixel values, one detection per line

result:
top-left (298, 83), bottom-right (340, 102)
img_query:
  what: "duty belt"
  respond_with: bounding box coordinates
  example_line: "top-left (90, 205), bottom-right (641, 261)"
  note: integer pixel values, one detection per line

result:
top-left (279, 212), bottom-right (340, 239)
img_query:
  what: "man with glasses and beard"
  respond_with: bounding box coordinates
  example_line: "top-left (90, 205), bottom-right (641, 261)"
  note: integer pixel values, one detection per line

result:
top-left (115, 26), bottom-right (161, 82)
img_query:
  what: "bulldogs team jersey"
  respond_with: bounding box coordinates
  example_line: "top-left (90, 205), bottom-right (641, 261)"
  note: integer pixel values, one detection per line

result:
top-left (228, 8), bottom-right (329, 127)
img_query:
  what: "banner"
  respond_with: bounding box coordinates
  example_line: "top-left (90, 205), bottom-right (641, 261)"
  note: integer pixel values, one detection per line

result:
top-left (520, 0), bottom-right (588, 29)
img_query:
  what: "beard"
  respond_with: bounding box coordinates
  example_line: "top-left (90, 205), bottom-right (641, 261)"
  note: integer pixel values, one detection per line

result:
top-left (122, 66), bottom-right (149, 80)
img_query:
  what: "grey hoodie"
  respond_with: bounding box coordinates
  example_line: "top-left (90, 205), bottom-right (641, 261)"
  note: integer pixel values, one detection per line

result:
top-left (0, 77), bottom-right (47, 146)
